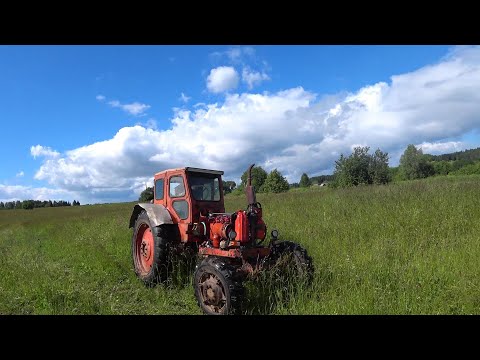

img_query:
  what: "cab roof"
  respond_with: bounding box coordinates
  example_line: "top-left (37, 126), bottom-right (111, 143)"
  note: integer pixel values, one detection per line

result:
top-left (155, 167), bottom-right (224, 176)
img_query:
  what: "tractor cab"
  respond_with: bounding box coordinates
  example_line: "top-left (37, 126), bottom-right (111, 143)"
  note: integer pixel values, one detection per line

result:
top-left (151, 167), bottom-right (225, 240)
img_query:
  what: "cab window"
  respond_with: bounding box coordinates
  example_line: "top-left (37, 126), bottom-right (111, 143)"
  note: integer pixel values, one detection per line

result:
top-left (169, 176), bottom-right (186, 198)
top-left (188, 173), bottom-right (220, 201)
top-left (172, 200), bottom-right (189, 220)
top-left (155, 179), bottom-right (164, 200)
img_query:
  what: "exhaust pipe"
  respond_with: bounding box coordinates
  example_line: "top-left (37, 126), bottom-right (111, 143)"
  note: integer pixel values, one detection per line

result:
top-left (245, 163), bottom-right (256, 205)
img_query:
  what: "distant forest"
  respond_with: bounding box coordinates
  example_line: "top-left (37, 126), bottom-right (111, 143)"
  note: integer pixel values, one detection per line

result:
top-left (0, 200), bottom-right (81, 210)
top-left (425, 147), bottom-right (480, 162)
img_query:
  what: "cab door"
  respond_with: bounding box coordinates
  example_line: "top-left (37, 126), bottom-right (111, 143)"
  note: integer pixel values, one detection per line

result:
top-left (153, 174), bottom-right (166, 206)
top-left (166, 171), bottom-right (191, 241)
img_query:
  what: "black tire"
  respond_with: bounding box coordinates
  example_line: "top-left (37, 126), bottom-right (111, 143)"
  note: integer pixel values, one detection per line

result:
top-left (194, 257), bottom-right (244, 315)
top-left (266, 241), bottom-right (314, 284)
top-left (131, 210), bottom-right (171, 286)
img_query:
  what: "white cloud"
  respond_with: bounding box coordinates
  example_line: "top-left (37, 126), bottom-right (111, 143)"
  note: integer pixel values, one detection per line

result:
top-left (226, 47), bottom-right (255, 62)
top-left (97, 95), bottom-right (151, 116)
top-left (206, 66), bottom-right (239, 93)
top-left (211, 47), bottom-right (256, 63)
top-left (0, 184), bottom-right (76, 203)
top-left (136, 118), bottom-right (158, 130)
top-left (108, 100), bottom-right (151, 116)
top-left (179, 92), bottom-right (191, 103)
top-left (30, 145), bottom-right (60, 159)
top-left (16, 171), bottom-right (24, 178)
top-left (242, 67), bottom-right (270, 89)
top-left (417, 141), bottom-right (465, 155)
top-left (29, 46), bottom-right (480, 202)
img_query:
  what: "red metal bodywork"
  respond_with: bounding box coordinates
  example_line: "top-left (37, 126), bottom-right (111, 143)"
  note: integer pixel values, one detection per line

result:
top-left (154, 168), bottom-right (225, 243)
top-left (235, 210), bottom-right (248, 244)
top-left (151, 166), bottom-right (270, 264)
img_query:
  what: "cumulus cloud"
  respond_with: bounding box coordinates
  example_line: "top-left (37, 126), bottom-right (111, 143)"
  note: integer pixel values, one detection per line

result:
top-left (242, 67), bottom-right (270, 89)
top-left (96, 94), bottom-right (106, 101)
top-left (0, 184), bottom-right (76, 203)
top-left (417, 141), bottom-right (465, 155)
top-left (108, 100), bottom-right (151, 116)
top-left (206, 66), bottom-right (239, 93)
top-left (30, 145), bottom-right (60, 159)
top-left (30, 46), bottom-right (480, 203)
top-left (16, 171), bottom-right (24, 178)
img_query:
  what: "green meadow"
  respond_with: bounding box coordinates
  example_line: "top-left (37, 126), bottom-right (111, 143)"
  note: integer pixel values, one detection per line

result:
top-left (1, 175), bottom-right (480, 314)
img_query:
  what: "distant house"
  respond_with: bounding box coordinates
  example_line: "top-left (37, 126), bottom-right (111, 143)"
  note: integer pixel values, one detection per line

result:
top-left (319, 182), bottom-right (328, 187)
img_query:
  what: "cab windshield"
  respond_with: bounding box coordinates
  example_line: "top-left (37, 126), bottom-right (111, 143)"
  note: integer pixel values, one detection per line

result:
top-left (188, 173), bottom-right (221, 201)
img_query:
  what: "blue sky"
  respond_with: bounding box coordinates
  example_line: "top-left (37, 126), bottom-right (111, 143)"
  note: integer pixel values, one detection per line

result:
top-left (1, 45), bottom-right (479, 204)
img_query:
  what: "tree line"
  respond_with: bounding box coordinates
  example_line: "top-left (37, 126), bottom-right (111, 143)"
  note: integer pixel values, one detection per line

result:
top-left (390, 145), bottom-right (480, 180)
top-left (426, 147), bottom-right (480, 163)
top-left (333, 144), bottom-right (480, 188)
top-left (0, 200), bottom-right (81, 210)
top-left (138, 144), bottom-right (480, 202)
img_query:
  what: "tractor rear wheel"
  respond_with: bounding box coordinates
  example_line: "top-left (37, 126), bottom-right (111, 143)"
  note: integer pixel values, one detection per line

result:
top-left (132, 210), bottom-right (171, 286)
top-left (266, 241), bottom-right (314, 284)
top-left (194, 257), bottom-right (244, 315)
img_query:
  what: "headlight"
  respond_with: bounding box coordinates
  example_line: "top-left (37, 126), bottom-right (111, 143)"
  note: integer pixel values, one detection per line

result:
top-left (228, 230), bottom-right (237, 240)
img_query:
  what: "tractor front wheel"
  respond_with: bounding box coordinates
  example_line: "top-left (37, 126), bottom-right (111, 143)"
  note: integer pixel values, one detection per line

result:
top-left (194, 257), bottom-right (244, 315)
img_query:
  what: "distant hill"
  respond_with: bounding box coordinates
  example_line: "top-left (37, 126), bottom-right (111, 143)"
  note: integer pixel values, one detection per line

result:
top-left (425, 147), bottom-right (480, 162)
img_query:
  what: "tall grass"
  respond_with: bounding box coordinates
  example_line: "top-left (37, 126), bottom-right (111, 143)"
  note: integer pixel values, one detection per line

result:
top-left (1, 175), bottom-right (480, 314)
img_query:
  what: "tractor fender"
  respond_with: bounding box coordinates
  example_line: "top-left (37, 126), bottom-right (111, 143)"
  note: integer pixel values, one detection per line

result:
top-left (129, 203), bottom-right (173, 228)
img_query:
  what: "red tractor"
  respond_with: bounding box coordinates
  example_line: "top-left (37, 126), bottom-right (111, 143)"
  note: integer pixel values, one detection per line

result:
top-left (129, 164), bottom-right (313, 314)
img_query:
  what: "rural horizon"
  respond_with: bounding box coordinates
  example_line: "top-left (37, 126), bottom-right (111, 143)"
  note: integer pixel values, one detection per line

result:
top-left (1, 45), bottom-right (480, 205)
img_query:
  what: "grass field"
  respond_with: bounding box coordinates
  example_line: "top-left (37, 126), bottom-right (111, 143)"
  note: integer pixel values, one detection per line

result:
top-left (1, 175), bottom-right (480, 314)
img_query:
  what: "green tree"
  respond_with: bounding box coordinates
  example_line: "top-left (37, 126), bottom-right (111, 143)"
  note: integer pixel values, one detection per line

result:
top-left (369, 148), bottom-right (390, 185)
top-left (333, 146), bottom-right (390, 188)
top-left (399, 144), bottom-right (434, 180)
top-left (432, 161), bottom-right (452, 176)
top-left (388, 166), bottom-right (404, 182)
top-left (241, 166), bottom-right (268, 192)
top-left (139, 186), bottom-right (154, 202)
top-left (299, 173), bottom-right (311, 187)
top-left (222, 180), bottom-right (236, 194)
top-left (22, 200), bottom-right (34, 210)
top-left (0, 202), bottom-right (4, 209)
top-left (451, 161), bottom-right (480, 175)
top-left (263, 169), bottom-right (290, 193)
top-left (333, 146), bottom-right (371, 187)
